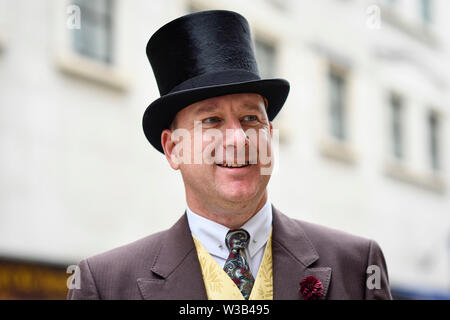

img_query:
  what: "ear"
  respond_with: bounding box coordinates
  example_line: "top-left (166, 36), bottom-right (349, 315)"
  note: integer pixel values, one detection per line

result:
top-left (161, 129), bottom-right (180, 170)
top-left (269, 121), bottom-right (273, 137)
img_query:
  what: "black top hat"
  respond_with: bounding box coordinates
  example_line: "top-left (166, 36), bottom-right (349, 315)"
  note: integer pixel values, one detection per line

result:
top-left (143, 10), bottom-right (290, 153)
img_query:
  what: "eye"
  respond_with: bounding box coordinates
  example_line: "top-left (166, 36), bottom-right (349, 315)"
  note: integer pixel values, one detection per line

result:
top-left (202, 117), bottom-right (220, 124)
top-left (242, 115), bottom-right (258, 122)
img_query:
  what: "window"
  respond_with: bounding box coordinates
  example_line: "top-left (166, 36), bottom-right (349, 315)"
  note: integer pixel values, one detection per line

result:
top-left (0, 0), bottom-right (6, 53)
top-left (71, 0), bottom-right (114, 64)
top-left (428, 111), bottom-right (440, 171)
top-left (385, 0), bottom-right (397, 6)
top-left (390, 94), bottom-right (404, 160)
top-left (419, 0), bottom-right (432, 24)
top-left (328, 68), bottom-right (347, 141)
top-left (254, 38), bottom-right (276, 79)
top-left (185, 2), bottom-right (202, 14)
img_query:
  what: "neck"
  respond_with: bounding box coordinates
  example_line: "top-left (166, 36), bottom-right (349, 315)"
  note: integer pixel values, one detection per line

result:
top-left (186, 191), bottom-right (268, 229)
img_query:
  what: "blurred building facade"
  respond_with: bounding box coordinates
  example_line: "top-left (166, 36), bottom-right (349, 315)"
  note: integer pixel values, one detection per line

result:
top-left (0, 0), bottom-right (449, 299)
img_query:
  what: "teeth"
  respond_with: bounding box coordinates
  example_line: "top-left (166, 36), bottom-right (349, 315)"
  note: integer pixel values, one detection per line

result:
top-left (218, 162), bottom-right (249, 168)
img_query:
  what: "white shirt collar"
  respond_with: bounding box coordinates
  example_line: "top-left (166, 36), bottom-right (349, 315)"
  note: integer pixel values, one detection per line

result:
top-left (186, 198), bottom-right (273, 259)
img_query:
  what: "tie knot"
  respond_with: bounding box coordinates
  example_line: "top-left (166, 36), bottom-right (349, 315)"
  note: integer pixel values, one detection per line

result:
top-left (225, 229), bottom-right (250, 251)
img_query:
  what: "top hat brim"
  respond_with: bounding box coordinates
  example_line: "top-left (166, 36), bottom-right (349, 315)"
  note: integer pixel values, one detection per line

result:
top-left (142, 77), bottom-right (290, 153)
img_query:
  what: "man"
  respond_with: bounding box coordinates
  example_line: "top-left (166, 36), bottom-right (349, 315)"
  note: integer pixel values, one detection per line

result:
top-left (68, 10), bottom-right (392, 300)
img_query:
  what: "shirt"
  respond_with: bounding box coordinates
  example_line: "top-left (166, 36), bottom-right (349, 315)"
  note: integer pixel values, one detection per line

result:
top-left (186, 198), bottom-right (273, 277)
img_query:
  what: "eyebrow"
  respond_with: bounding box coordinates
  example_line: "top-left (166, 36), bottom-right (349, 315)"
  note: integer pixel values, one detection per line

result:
top-left (193, 104), bottom-right (221, 115)
top-left (241, 104), bottom-right (264, 113)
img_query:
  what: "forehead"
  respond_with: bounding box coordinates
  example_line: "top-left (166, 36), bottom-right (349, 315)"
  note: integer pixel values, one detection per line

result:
top-left (178, 93), bottom-right (266, 118)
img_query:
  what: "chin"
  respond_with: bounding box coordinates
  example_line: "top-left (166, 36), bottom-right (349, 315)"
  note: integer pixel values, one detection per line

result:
top-left (219, 186), bottom-right (259, 203)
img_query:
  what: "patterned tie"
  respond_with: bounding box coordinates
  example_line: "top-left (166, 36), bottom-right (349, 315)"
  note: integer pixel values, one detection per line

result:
top-left (223, 229), bottom-right (255, 299)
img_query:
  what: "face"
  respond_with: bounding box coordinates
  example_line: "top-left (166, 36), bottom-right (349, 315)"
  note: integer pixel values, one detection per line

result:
top-left (161, 93), bottom-right (273, 213)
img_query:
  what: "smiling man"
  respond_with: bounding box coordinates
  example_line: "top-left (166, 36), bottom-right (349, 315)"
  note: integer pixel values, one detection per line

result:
top-left (162, 93), bottom-right (273, 230)
top-left (67, 10), bottom-right (392, 300)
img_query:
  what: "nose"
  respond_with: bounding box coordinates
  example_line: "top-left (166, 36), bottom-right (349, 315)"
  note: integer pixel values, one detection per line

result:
top-left (223, 119), bottom-right (248, 163)
top-left (223, 120), bottom-right (248, 148)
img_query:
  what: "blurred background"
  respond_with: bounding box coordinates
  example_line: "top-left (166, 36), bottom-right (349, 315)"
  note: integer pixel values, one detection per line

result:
top-left (0, 0), bottom-right (449, 299)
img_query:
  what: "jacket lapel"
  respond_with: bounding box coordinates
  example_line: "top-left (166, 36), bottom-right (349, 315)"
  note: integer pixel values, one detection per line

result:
top-left (137, 213), bottom-right (207, 299)
top-left (137, 207), bottom-right (332, 300)
top-left (272, 206), bottom-right (332, 299)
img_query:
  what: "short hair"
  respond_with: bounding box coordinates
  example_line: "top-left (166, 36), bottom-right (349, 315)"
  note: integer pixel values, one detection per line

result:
top-left (263, 97), bottom-right (269, 110)
top-left (169, 117), bottom-right (178, 130)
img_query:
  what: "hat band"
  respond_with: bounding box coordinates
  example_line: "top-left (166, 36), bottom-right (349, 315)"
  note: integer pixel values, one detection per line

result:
top-left (168, 69), bottom-right (261, 95)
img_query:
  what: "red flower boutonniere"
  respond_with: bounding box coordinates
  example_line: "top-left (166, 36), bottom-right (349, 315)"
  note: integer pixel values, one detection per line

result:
top-left (299, 276), bottom-right (324, 300)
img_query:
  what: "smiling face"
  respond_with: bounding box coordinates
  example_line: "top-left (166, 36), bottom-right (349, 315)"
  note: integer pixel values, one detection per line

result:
top-left (161, 93), bottom-right (273, 224)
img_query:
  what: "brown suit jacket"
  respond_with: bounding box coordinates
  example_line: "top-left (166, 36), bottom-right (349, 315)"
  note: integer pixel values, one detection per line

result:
top-left (67, 206), bottom-right (392, 299)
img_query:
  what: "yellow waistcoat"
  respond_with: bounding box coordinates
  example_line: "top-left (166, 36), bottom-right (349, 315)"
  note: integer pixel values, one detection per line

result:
top-left (192, 229), bottom-right (273, 300)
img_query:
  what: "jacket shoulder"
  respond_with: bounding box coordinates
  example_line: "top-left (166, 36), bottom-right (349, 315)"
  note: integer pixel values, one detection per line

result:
top-left (297, 218), bottom-right (372, 252)
top-left (294, 218), bottom-right (392, 299)
top-left (276, 210), bottom-right (375, 267)
top-left (270, 208), bottom-right (392, 299)
top-left (72, 228), bottom-right (169, 299)
top-left (87, 229), bottom-right (166, 269)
